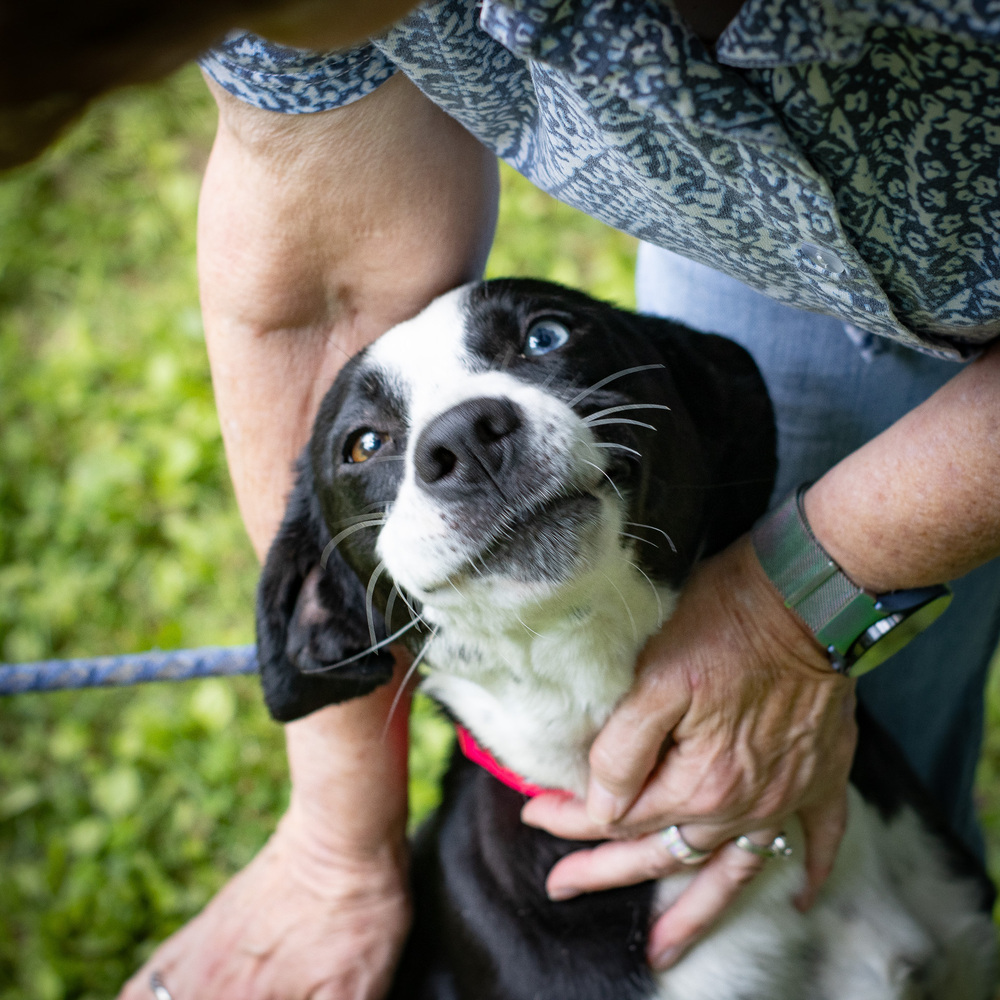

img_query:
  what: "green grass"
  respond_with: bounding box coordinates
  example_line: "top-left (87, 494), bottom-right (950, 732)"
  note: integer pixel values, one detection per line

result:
top-left (0, 66), bottom-right (638, 999)
top-left (0, 64), bottom-right (996, 1000)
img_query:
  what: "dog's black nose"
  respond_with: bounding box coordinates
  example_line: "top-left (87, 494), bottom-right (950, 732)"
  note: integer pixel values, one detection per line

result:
top-left (414, 397), bottom-right (524, 499)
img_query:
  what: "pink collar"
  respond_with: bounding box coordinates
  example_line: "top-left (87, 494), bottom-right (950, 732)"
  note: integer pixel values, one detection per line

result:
top-left (455, 724), bottom-right (553, 798)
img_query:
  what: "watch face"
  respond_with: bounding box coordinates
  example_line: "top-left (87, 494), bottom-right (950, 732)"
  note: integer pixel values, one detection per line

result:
top-left (847, 590), bottom-right (953, 677)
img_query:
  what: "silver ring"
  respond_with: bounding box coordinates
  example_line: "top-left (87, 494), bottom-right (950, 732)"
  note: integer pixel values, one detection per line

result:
top-left (660, 824), bottom-right (712, 865)
top-left (733, 832), bottom-right (793, 859)
top-left (150, 972), bottom-right (174, 1000)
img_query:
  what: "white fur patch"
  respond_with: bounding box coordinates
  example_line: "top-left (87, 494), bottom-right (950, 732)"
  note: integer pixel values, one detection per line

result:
top-left (652, 789), bottom-right (997, 1000)
top-left (371, 287), bottom-right (605, 596)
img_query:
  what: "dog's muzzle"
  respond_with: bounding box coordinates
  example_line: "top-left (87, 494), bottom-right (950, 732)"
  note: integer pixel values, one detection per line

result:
top-left (413, 396), bottom-right (525, 502)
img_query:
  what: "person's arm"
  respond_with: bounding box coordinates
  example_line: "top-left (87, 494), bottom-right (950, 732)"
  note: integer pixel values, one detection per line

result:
top-left (199, 72), bottom-right (498, 555)
top-left (119, 71), bottom-right (498, 1000)
top-left (805, 341), bottom-right (1000, 589)
top-left (522, 340), bottom-right (1000, 968)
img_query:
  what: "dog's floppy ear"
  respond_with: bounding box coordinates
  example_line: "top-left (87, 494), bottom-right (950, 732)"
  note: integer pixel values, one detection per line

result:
top-left (646, 320), bottom-right (777, 557)
top-left (256, 455), bottom-right (394, 722)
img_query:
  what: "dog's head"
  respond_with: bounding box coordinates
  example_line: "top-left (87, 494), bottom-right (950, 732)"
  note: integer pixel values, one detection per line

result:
top-left (257, 279), bottom-right (775, 722)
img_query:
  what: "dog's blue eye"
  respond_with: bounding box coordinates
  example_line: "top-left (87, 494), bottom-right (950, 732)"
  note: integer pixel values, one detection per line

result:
top-left (346, 429), bottom-right (389, 464)
top-left (524, 320), bottom-right (570, 356)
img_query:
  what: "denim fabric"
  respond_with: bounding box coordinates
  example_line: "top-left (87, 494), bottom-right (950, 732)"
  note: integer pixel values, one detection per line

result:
top-left (636, 241), bottom-right (1000, 855)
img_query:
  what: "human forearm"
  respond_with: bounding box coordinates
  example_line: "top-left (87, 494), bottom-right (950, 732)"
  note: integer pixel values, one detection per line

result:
top-left (120, 75), bottom-right (499, 1000)
top-left (198, 73), bottom-right (499, 556)
top-left (282, 669), bottom-right (411, 862)
top-left (199, 67), bottom-right (498, 841)
top-left (805, 340), bottom-right (1000, 591)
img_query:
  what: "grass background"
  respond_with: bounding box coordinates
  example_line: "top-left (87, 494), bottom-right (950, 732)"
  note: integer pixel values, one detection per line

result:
top-left (0, 66), bottom-right (997, 999)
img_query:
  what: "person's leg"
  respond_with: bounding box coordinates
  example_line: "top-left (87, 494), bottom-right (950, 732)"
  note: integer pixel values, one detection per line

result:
top-left (636, 243), bottom-right (1000, 854)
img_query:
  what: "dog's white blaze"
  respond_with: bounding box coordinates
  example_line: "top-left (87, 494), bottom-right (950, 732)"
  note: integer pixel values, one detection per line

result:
top-left (371, 286), bottom-right (608, 598)
top-left (365, 286), bottom-right (679, 792)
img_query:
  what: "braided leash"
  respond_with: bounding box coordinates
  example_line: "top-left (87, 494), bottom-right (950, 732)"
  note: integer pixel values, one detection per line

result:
top-left (0, 645), bottom-right (258, 696)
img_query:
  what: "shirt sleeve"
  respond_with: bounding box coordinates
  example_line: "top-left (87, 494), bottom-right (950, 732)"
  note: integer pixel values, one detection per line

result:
top-left (198, 31), bottom-right (398, 114)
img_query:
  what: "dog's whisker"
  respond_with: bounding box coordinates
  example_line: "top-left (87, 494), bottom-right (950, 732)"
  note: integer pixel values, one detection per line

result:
top-left (366, 561), bottom-right (389, 647)
top-left (316, 340), bottom-right (355, 365)
top-left (621, 531), bottom-right (656, 548)
top-left (583, 402), bottom-right (671, 424)
top-left (298, 614), bottom-right (424, 674)
top-left (539, 369), bottom-right (560, 393)
top-left (585, 417), bottom-right (657, 432)
top-left (384, 583), bottom-right (401, 634)
top-left (582, 459), bottom-right (623, 502)
top-left (380, 628), bottom-right (439, 742)
top-left (566, 364), bottom-right (666, 408)
top-left (591, 441), bottom-right (642, 458)
top-left (515, 613), bottom-right (543, 638)
top-left (446, 577), bottom-right (474, 610)
top-left (629, 560), bottom-right (664, 625)
top-left (394, 586), bottom-right (429, 629)
top-left (625, 520), bottom-right (678, 554)
top-left (320, 518), bottom-right (386, 570)
top-left (603, 572), bottom-right (638, 644)
top-left (337, 510), bottom-right (390, 526)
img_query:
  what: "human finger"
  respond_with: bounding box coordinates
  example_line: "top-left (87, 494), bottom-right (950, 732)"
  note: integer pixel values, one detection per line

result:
top-left (794, 792), bottom-right (849, 911)
top-left (117, 895), bottom-right (254, 1000)
top-left (522, 770), bottom-right (716, 843)
top-left (542, 824), bottom-right (724, 899)
top-left (521, 792), bottom-right (613, 841)
top-left (585, 649), bottom-right (691, 824)
top-left (646, 828), bottom-right (784, 970)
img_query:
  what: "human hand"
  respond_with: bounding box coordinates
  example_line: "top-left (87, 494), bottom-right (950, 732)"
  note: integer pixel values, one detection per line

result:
top-left (521, 533), bottom-right (856, 969)
top-left (117, 799), bottom-right (411, 1000)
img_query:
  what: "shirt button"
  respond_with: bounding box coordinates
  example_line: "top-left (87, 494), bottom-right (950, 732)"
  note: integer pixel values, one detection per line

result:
top-left (799, 243), bottom-right (847, 276)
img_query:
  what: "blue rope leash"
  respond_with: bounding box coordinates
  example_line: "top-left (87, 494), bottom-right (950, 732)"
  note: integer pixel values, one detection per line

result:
top-left (0, 646), bottom-right (258, 696)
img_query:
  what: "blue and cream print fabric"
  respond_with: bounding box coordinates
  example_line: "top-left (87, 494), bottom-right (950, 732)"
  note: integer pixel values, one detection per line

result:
top-left (200, 0), bottom-right (1000, 358)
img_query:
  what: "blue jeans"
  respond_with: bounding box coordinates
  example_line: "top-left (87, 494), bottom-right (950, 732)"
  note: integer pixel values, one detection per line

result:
top-left (636, 243), bottom-right (1000, 855)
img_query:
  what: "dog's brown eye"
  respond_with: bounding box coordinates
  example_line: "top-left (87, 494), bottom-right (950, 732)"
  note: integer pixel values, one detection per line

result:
top-left (346, 429), bottom-right (390, 464)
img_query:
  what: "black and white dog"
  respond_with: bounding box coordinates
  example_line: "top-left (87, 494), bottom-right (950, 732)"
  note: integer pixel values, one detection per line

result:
top-left (256, 279), bottom-right (997, 1000)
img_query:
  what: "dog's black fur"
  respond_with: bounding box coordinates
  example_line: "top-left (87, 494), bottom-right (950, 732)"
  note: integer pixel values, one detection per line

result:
top-left (255, 279), bottom-right (996, 1000)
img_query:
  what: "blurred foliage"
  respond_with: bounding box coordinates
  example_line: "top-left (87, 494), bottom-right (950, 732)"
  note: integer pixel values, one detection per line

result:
top-left (0, 65), bottom-right (638, 998)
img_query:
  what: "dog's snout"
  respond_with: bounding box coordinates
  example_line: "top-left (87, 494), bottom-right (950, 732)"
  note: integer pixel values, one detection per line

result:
top-left (414, 397), bottom-right (524, 497)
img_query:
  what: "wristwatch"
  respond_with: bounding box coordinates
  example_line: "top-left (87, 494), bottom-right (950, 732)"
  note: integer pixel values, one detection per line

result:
top-left (751, 485), bottom-right (952, 677)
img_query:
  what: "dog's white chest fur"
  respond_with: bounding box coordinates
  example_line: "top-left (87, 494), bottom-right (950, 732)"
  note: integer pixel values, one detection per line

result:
top-left (419, 557), bottom-right (677, 795)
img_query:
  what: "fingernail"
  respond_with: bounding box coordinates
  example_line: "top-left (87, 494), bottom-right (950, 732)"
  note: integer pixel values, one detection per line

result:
top-left (587, 781), bottom-right (627, 824)
top-left (650, 944), bottom-right (683, 970)
top-left (547, 884), bottom-right (581, 902)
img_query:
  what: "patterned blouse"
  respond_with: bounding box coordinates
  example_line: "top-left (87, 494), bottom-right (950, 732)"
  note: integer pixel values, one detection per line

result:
top-left (200, 0), bottom-right (1000, 360)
